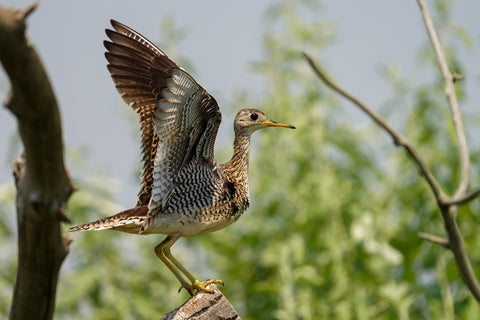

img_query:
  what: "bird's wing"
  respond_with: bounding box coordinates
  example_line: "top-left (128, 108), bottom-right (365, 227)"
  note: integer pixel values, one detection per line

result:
top-left (104, 20), bottom-right (222, 214)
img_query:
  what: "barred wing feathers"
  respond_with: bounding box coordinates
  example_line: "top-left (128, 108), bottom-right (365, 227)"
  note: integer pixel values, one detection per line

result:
top-left (104, 20), bottom-right (222, 232)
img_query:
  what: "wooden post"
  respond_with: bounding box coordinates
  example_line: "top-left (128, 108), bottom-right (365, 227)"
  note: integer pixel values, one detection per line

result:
top-left (160, 285), bottom-right (241, 320)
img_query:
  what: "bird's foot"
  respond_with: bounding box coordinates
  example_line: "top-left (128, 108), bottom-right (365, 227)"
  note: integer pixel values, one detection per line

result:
top-left (179, 279), bottom-right (224, 296)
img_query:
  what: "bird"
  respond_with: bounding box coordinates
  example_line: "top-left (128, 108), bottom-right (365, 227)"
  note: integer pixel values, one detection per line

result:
top-left (68, 19), bottom-right (295, 296)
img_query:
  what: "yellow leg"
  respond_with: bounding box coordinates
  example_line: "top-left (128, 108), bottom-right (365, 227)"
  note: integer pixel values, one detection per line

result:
top-left (162, 237), bottom-right (224, 293)
top-left (155, 235), bottom-right (223, 295)
top-left (154, 236), bottom-right (190, 290)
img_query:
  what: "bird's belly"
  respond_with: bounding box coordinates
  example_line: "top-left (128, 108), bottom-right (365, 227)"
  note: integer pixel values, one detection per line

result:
top-left (147, 203), bottom-right (243, 237)
top-left (149, 216), bottom-right (234, 237)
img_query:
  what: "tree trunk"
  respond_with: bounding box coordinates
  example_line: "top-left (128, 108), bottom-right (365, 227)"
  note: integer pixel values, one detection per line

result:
top-left (0, 3), bottom-right (74, 319)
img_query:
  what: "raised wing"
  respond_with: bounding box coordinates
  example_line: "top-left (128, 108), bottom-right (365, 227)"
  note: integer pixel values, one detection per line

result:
top-left (104, 20), bottom-right (222, 217)
top-left (150, 68), bottom-right (221, 211)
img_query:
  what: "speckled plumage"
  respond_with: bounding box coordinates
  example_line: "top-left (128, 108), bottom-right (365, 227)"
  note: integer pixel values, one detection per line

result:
top-left (68, 20), bottom-right (295, 294)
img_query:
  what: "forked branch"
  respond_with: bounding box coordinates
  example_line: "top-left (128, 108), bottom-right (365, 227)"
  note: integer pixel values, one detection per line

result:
top-left (302, 52), bottom-right (447, 204)
top-left (302, 0), bottom-right (480, 302)
top-left (417, 0), bottom-right (470, 197)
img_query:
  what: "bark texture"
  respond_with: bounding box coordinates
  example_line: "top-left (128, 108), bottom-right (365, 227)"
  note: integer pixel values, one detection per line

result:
top-left (161, 285), bottom-right (241, 320)
top-left (0, 3), bottom-right (74, 319)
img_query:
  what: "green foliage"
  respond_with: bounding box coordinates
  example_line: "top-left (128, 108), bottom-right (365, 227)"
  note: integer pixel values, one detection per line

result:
top-left (1, 0), bottom-right (479, 319)
top-left (54, 175), bottom-right (188, 318)
top-left (0, 184), bottom-right (17, 316)
top-left (199, 0), bottom-right (480, 319)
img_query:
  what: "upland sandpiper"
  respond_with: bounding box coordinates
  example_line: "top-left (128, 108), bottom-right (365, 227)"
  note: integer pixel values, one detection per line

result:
top-left (69, 20), bottom-right (295, 295)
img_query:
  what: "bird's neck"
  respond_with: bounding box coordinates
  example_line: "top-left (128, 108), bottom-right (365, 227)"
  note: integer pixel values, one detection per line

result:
top-left (223, 133), bottom-right (251, 180)
top-left (220, 132), bottom-right (252, 218)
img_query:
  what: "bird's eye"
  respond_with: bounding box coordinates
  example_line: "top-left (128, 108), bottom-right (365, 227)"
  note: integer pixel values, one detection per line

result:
top-left (250, 113), bottom-right (258, 121)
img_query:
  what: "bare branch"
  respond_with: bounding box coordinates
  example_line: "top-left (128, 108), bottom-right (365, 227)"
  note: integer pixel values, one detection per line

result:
top-left (303, 2), bottom-right (480, 301)
top-left (417, 0), bottom-right (470, 197)
top-left (302, 52), bottom-right (447, 204)
top-left (418, 232), bottom-right (449, 248)
top-left (0, 3), bottom-right (74, 319)
top-left (444, 186), bottom-right (480, 206)
top-left (452, 73), bottom-right (464, 82)
top-left (303, 51), bottom-right (480, 302)
top-left (415, 0), bottom-right (480, 301)
top-left (441, 205), bottom-right (480, 301)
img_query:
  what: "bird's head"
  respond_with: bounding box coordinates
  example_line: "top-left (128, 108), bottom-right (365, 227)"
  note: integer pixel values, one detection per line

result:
top-left (234, 108), bottom-right (295, 136)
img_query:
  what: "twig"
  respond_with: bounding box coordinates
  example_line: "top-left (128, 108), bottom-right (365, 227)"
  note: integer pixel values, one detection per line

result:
top-left (444, 186), bottom-right (480, 206)
top-left (303, 51), bottom-right (480, 302)
top-left (417, 0), bottom-right (470, 197)
top-left (418, 232), bottom-right (449, 248)
top-left (302, 1), bottom-right (480, 302)
top-left (442, 205), bottom-right (480, 301)
top-left (416, 0), bottom-right (480, 301)
top-left (302, 52), bottom-right (447, 204)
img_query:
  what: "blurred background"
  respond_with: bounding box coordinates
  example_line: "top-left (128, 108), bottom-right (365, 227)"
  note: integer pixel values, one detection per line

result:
top-left (1, 0), bottom-right (480, 318)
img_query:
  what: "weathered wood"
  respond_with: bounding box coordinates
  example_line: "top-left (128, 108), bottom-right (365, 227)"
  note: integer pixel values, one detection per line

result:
top-left (0, 3), bottom-right (74, 319)
top-left (160, 285), bottom-right (241, 320)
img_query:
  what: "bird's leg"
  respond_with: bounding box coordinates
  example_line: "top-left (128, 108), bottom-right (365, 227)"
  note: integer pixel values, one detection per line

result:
top-left (160, 235), bottom-right (224, 295)
top-left (154, 236), bottom-right (193, 295)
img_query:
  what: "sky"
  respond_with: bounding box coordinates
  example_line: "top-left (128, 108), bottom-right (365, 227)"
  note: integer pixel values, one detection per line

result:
top-left (0, 0), bottom-right (479, 210)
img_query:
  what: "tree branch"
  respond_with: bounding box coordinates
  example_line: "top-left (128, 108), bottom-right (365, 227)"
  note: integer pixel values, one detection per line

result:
top-left (417, 0), bottom-right (471, 197)
top-left (302, 52), bottom-right (447, 204)
top-left (302, 0), bottom-right (480, 302)
top-left (0, 3), bottom-right (74, 319)
top-left (418, 232), bottom-right (449, 248)
top-left (441, 205), bottom-right (480, 301)
top-left (444, 186), bottom-right (480, 206)
top-left (303, 52), bottom-right (480, 302)
top-left (416, 0), bottom-right (480, 301)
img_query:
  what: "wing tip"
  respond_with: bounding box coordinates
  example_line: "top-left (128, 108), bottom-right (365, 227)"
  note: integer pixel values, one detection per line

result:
top-left (109, 19), bottom-right (124, 31)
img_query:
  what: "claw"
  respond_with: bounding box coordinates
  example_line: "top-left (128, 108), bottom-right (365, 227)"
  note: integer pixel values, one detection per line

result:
top-left (178, 279), bottom-right (224, 296)
top-left (193, 279), bottom-right (224, 293)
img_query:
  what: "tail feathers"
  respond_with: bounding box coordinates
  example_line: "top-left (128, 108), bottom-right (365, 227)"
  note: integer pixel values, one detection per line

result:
top-left (68, 205), bottom-right (148, 234)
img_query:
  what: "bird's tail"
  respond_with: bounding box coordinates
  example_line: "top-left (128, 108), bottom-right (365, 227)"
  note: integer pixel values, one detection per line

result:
top-left (68, 205), bottom-right (148, 234)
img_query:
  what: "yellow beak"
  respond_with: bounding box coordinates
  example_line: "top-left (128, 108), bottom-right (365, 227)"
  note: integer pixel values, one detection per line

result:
top-left (260, 120), bottom-right (296, 129)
